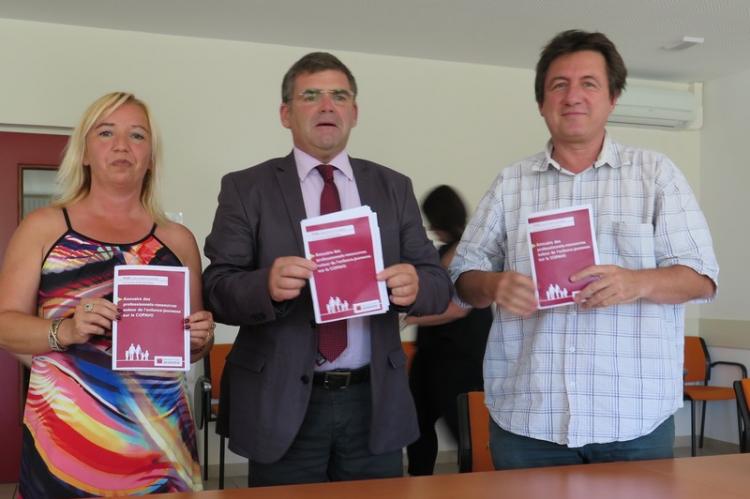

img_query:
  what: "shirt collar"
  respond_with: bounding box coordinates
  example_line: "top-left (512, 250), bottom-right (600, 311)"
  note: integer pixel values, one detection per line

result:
top-left (537, 131), bottom-right (622, 173)
top-left (294, 147), bottom-right (354, 182)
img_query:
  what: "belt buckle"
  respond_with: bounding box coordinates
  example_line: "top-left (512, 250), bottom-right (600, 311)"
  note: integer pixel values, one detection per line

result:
top-left (324, 371), bottom-right (351, 390)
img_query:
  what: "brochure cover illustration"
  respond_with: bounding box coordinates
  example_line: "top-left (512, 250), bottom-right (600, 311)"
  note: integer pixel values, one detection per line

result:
top-left (301, 206), bottom-right (389, 323)
top-left (112, 265), bottom-right (190, 371)
top-left (527, 205), bottom-right (599, 309)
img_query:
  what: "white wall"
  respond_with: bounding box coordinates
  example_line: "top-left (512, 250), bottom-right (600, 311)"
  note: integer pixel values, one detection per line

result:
top-left (0, 18), bottom-right (709, 464)
top-left (689, 67), bottom-right (750, 446)
top-left (701, 69), bottom-right (750, 322)
top-left (0, 19), bottom-right (702, 234)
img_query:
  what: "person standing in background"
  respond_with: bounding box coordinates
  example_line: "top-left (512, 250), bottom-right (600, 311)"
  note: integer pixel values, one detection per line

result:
top-left (406, 185), bottom-right (492, 475)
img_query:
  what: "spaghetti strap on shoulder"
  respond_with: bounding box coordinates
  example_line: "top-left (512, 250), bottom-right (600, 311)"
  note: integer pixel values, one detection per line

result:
top-left (61, 207), bottom-right (73, 230)
top-left (149, 223), bottom-right (157, 236)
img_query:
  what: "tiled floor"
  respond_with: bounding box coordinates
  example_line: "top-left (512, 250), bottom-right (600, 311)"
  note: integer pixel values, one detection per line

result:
top-left (673, 438), bottom-right (739, 458)
top-left (0, 484), bottom-right (15, 499)
top-left (203, 439), bottom-right (741, 491)
top-left (202, 460), bottom-right (459, 490)
top-left (0, 440), bottom-right (740, 497)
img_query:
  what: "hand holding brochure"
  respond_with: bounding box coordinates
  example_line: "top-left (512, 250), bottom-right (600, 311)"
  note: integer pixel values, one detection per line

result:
top-left (527, 205), bottom-right (599, 309)
top-left (301, 206), bottom-right (389, 323)
top-left (112, 265), bottom-right (190, 371)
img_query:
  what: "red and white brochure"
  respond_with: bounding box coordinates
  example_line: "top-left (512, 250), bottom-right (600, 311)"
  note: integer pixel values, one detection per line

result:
top-left (527, 205), bottom-right (599, 309)
top-left (301, 206), bottom-right (389, 324)
top-left (112, 265), bottom-right (190, 371)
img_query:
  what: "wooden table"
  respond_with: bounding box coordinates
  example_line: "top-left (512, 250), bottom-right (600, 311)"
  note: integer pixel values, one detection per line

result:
top-left (156, 454), bottom-right (749, 499)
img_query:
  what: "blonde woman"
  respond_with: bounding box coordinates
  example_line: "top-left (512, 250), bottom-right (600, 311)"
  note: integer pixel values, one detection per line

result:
top-left (0, 92), bottom-right (211, 497)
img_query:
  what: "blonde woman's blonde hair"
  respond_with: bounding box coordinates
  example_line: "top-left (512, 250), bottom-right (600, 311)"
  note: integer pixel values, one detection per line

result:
top-left (53, 92), bottom-right (167, 224)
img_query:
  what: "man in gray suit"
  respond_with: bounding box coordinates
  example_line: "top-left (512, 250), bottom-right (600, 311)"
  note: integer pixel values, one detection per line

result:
top-left (203, 52), bottom-right (451, 486)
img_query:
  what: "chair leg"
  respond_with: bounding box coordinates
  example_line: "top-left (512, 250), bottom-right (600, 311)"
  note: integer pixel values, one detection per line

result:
top-left (202, 414), bottom-right (209, 480)
top-left (737, 405), bottom-right (744, 454)
top-left (219, 435), bottom-right (225, 490)
top-left (699, 400), bottom-right (707, 448)
top-left (690, 399), bottom-right (697, 457)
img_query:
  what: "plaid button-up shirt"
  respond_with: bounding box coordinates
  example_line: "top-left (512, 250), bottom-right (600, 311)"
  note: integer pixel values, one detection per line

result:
top-left (450, 135), bottom-right (719, 447)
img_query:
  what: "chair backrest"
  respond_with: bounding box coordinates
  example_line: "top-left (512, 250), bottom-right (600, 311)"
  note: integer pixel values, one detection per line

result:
top-left (741, 379), bottom-right (750, 411)
top-left (733, 379), bottom-right (750, 453)
top-left (684, 336), bottom-right (710, 383)
top-left (208, 343), bottom-right (233, 400)
top-left (457, 391), bottom-right (493, 472)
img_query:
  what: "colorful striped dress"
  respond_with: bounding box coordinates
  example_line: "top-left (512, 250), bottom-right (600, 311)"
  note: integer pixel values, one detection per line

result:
top-left (18, 209), bottom-right (202, 498)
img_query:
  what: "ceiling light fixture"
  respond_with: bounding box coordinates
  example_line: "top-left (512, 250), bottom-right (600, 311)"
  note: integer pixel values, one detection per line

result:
top-left (662, 36), bottom-right (705, 51)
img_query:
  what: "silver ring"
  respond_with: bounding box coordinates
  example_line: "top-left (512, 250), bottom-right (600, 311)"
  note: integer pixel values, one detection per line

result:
top-left (84, 303), bottom-right (94, 313)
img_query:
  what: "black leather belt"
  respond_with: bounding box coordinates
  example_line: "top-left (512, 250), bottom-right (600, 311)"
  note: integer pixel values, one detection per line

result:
top-left (313, 365), bottom-right (370, 390)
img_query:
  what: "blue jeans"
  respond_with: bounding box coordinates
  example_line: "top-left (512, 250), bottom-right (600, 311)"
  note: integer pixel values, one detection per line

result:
top-left (490, 416), bottom-right (674, 470)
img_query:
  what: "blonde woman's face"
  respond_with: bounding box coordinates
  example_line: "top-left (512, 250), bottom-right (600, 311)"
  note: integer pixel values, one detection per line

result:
top-left (83, 103), bottom-right (152, 190)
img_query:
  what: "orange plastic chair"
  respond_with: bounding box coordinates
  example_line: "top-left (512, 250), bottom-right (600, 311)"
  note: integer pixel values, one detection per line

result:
top-left (402, 340), bottom-right (417, 372)
top-left (456, 391), bottom-right (493, 472)
top-left (683, 336), bottom-right (746, 455)
top-left (733, 379), bottom-right (750, 453)
top-left (194, 343), bottom-right (232, 488)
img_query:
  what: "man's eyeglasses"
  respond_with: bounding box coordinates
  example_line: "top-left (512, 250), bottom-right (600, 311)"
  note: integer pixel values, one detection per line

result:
top-left (297, 88), bottom-right (354, 105)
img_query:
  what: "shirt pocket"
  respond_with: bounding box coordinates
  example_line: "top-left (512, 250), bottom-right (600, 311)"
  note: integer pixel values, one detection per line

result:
top-left (597, 222), bottom-right (657, 270)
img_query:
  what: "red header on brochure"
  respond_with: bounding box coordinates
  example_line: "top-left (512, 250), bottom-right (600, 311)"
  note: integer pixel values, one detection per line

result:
top-left (527, 206), bottom-right (599, 309)
top-left (112, 265), bottom-right (190, 371)
top-left (302, 206), bottom-right (389, 323)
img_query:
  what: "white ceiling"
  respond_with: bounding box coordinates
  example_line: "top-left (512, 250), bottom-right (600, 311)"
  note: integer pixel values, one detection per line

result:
top-left (2, 0), bottom-right (750, 82)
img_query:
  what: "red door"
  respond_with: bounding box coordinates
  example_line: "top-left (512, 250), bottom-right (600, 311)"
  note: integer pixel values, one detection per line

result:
top-left (0, 131), bottom-right (68, 482)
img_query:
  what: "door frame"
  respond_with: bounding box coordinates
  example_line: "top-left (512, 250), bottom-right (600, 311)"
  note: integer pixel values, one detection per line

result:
top-left (0, 127), bottom-right (70, 483)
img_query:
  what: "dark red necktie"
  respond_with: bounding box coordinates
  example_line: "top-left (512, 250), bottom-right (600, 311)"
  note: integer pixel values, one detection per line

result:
top-left (315, 164), bottom-right (347, 362)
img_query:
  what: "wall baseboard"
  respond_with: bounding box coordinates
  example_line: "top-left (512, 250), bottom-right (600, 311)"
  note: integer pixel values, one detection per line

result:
top-left (435, 449), bottom-right (457, 464)
top-left (699, 319), bottom-right (750, 349)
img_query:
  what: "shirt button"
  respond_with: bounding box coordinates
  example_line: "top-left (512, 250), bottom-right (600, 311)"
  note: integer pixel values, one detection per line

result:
top-left (568, 347), bottom-right (576, 353)
top-left (300, 375), bottom-right (310, 384)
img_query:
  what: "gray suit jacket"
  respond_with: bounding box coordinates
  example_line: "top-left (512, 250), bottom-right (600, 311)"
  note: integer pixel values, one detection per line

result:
top-left (203, 153), bottom-right (451, 463)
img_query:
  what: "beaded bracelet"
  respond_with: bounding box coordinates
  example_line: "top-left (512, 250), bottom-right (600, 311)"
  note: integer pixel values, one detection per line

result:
top-left (48, 318), bottom-right (68, 352)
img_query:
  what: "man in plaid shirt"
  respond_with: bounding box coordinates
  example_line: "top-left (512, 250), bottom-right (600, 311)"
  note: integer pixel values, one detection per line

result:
top-left (450, 29), bottom-right (718, 469)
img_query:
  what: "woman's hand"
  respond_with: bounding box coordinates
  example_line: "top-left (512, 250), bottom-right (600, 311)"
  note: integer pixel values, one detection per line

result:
top-left (186, 310), bottom-right (215, 354)
top-left (58, 298), bottom-right (119, 347)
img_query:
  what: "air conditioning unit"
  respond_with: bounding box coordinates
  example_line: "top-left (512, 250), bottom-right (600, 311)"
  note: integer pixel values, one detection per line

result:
top-left (608, 84), bottom-right (700, 129)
